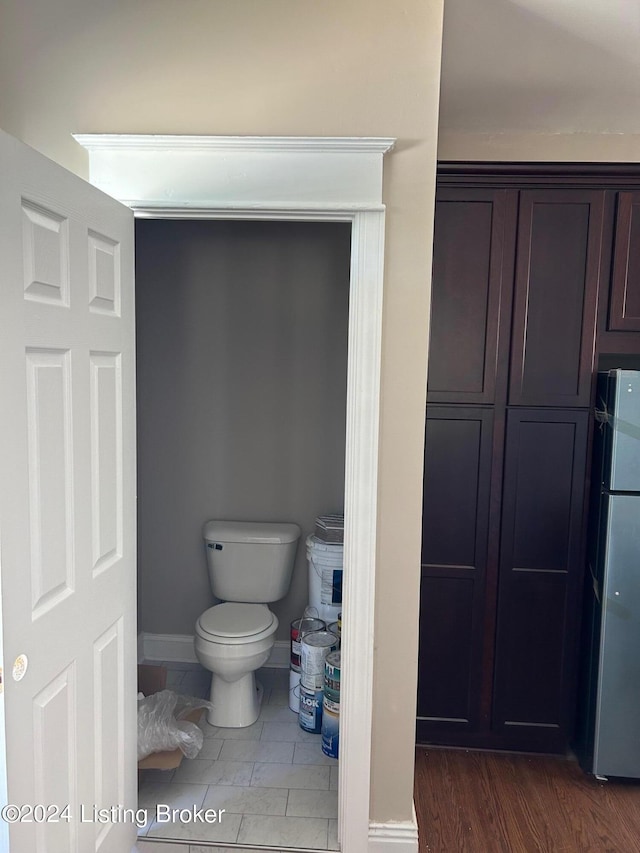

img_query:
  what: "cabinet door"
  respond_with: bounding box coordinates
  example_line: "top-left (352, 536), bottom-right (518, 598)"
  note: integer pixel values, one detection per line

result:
top-left (509, 191), bottom-right (604, 407)
top-left (492, 409), bottom-right (588, 752)
top-left (417, 406), bottom-right (494, 736)
top-left (427, 189), bottom-right (516, 404)
top-left (609, 192), bottom-right (640, 332)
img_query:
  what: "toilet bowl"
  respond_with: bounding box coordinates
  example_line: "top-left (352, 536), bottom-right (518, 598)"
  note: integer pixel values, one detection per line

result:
top-left (194, 519), bottom-right (300, 728)
top-left (195, 602), bottom-right (279, 727)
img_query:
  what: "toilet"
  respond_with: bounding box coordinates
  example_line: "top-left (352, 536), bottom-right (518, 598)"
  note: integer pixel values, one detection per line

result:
top-left (194, 519), bottom-right (301, 727)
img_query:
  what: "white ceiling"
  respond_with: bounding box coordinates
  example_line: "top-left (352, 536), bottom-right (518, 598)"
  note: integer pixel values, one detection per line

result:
top-left (439, 0), bottom-right (640, 133)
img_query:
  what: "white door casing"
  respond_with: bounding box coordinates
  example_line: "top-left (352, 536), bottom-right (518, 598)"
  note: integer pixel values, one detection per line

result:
top-left (76, 133), bottom-right (395, 853)
top-left (75, 134), bottom-right (394, 853)
top-left (0, 130), bottom-right (136, 853)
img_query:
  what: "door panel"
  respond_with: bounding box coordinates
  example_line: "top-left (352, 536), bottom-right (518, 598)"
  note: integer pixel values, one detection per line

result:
top-left (493, 409), bottom-right (588, 751)
top-left (605, 369), bottom-right (640, 493)
top-left (609, 192), bottom-right (640, 332)
top-left (418, 407), bottom-right (494, 734)
top-left (418, 576), bottom-right (475, 725)
top-left (509, 190), bottom-right (604, 407)
top-left (593, 494), bottom-right (640, 778)
top-left (0, 130), bottom-right (136, 853)
top-left (427, 189), bottom-right (516, 405)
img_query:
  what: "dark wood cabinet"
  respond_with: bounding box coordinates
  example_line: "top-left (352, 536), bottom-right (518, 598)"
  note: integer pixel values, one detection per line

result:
top-left (418, 168), bottom-right (640, 754)
top-left (427, 189), bottom-right (516, 405)
top-left (492, 409), bottom-right (589, 751)
top-left (609, 191), bottom-right (640, 332)
top-left (509, 191), bottom-right (604, 407)
top-left (418, 407), bottom-right (494, 734)
top-left (427, 187), bottom-right (605, 410)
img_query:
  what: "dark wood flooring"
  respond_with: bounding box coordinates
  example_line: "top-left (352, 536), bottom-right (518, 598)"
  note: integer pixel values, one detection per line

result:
top-left (414, 747), bottom-right (640, 853)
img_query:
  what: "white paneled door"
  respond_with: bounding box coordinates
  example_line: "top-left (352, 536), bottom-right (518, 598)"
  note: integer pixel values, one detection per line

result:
top-left (0, 130), bottom-right (136, 852)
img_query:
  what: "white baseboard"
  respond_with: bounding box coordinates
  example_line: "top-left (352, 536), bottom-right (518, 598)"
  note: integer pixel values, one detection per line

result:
top-left (141, 632), bottom-right (198, 663)
top-left (140, 633), bottom-right (290, 669)
top-left (368, 804), bottom-right (419, 853)
top-left (266, 640), bottom-right (289, 668)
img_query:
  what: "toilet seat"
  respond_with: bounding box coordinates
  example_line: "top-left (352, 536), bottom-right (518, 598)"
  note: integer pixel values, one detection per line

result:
top-left (196, 602), bottom-right (277, 645)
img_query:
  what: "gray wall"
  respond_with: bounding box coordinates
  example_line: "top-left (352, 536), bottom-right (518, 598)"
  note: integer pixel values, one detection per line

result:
top-left (135, 219), bottom-right (350, 640)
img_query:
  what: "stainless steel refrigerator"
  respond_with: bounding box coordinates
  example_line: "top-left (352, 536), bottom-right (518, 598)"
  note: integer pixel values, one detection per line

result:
top-left (576, 369), bottom-right (640, 779)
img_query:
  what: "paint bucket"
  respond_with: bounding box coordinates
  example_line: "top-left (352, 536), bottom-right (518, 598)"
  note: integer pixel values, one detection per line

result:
top-left (327, 622), bottom-right (340, 648)
top-left (321, 693), bottom-right (340, 758)
top-left (299, 683), bottom-right (324, 733)
top-left (306, 535), bottom-right (343, 623)
top-left (289, 668), bottom-right (301, 713)
top-left (300, 630), bottom-right (338, 690)
top-left (291, 616), bottom-right (325, 671)
top-left (324, 651), bottom-right (341, 694)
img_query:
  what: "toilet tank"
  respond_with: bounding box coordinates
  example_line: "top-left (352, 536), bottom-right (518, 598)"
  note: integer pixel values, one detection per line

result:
top-left (203, 520), bottom-right (301, 603)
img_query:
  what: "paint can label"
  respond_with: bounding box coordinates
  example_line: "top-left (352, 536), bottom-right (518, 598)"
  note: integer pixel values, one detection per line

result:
top-left (291, 617), bottom-right (325, 669)
top-left (299, 685), bottom-right (323, 733)
top-left (301, 631), bottom-right (338, 690)
top-left (324, 676), bottom-right (341, 694)
top-left (289, 668), bottom-right (301, 714)
top-left (324, 652), bottom-right (341, 692)
top-left (321, 695), bottom-right (339, 759)
top-left (320, 567), bottom-right (343, 605)
top-left (323, 684), bottom-right (340, 703)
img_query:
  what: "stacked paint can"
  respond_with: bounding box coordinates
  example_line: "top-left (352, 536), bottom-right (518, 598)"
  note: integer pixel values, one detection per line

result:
top-left (327, 615), bottom-right (341, 649)
top-left (299, 630), bottom-right (338, 733)
top-left (290, 614), bottom-right (325, 713)
top-left (322, 651), bottom-right (341, 758)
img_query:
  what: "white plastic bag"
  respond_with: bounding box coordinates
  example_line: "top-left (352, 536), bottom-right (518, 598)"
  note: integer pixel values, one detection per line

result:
top-left (137, 689), bottom-right (213, 761)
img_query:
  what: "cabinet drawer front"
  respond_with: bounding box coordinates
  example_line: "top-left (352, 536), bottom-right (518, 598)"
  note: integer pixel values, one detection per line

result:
top-left (509, 191), bottom-right (604, 407)
top-left (609, 191), bottom-right (640, 332)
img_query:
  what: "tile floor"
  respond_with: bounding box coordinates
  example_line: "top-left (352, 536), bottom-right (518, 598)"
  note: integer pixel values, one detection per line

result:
top-left (137, 664), bottom-right (339, 851)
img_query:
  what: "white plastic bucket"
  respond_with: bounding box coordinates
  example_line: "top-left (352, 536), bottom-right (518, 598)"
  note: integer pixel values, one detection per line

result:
top-left (306, 535), bottom-right (343, 623)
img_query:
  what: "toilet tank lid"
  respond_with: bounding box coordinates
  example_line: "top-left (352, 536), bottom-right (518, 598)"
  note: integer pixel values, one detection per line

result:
top-left (203, 520), bottom-right (301, 545)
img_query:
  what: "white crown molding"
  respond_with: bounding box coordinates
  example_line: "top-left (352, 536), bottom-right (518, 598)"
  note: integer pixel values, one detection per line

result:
top-left (80, 133), bottom-right (393, 853)
top-left (73, 133), bottom-right (395, 154)
top-left (130, 203), bottom-right (384, 219)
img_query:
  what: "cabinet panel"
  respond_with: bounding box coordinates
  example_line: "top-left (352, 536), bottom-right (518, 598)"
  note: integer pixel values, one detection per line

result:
top-left (417, 576), bottom-right (475, 724)
top-left (418, 407), bottom-right (494, 733)
top-left (427, 189), bottom-right (515, 404)
top-left (609, 191), bottom-right (640, 332)
top-left (509, 191), bottom-right (604, 407)
top-left (493, 409), bottom-right (589, 748)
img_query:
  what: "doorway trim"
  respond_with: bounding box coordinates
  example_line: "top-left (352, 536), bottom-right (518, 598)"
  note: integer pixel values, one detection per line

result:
top-left (74, 134), bottom-right (394, 853)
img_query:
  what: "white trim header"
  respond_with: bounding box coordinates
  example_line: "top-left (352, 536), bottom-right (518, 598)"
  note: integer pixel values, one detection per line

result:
top-left (73, 134), bottom-right (395, 210)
